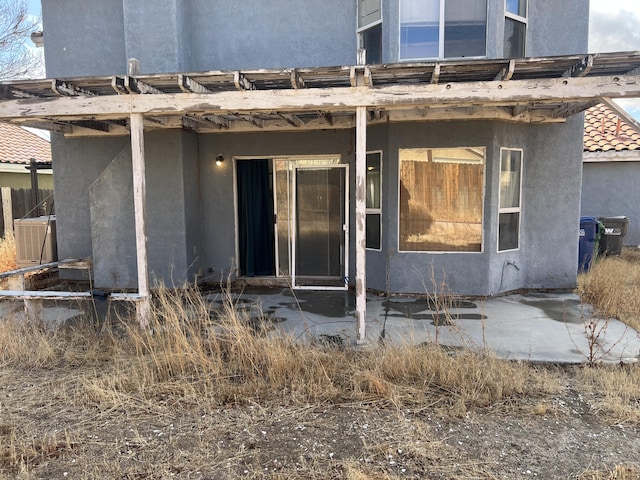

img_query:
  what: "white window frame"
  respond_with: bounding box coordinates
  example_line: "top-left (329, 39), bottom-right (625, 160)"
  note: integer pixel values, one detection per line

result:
top-left (358, 0), bottom-right (382, 33)
top-left (365, 150), bottom-right (383, 251)
top-left (399, 0), bottom-right (488, 61)
top-left (504, 0), bottom-right (527, 57)
top-left (497, 147), bottom-right (523, 252)
top-left (397, 146), bottom-right (486, 254)
top-left (358, 0), bottom-right (383, 63)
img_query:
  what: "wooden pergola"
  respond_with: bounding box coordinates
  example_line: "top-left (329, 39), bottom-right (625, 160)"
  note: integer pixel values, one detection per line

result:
top-left (2, 51), bottom-right (640, 340)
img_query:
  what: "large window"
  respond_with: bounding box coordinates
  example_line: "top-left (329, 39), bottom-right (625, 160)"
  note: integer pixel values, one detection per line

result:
top-left (504, 0), bottom-right (527, 58)
top-left (358, 0), bottom-right (382, 64)
top-left (498, 148), bottom-right (522, 251)
top-left (399, 147), bottom-right (485, 252)
top-left (400, 0), bottom-right (487, 60)
top-left (366, 152), bottom-right (382, 250)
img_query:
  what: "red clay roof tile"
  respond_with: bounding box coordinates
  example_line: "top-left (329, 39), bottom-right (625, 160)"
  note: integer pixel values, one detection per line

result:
top-left (0, 123), bottom-right (51, 165)
top-left (584, 103), bottom-right (640, 153)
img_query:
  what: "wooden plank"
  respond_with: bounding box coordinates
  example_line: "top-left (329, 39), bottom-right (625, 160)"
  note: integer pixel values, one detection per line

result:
top-left (3, 74), bottom-right (640, 120)
top-left (0, 258), bottom-right (86, 280)
top-left (1, 187), bottom-right (12, 237)
top-left (179, 74), bottom-right (212, 94)
top-left (0, 290), bottom-right (92, 300)
top-left (130, 113), bottom-right (150, 326)
top-left (355, 106), bottom-right (367, 344)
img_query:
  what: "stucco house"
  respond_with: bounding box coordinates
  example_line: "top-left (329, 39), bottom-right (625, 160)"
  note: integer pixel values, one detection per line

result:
top-left (582, 101), bottom-right (640, 247)
top-left (2, 0), bottom-right (640, 338)
top-left (0, 123), bottom-right (52, 190)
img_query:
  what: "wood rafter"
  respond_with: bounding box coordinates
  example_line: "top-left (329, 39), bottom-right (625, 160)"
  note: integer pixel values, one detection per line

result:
top-left (0, 86), bottom-right (40, 99)
top-left (277, 113), bottom-right (304, 127)
top-left (290, 69), bottom-right (305, 89)
top-left (234, 72), bottom-right (254, 91)
top-left (495, 59), bottom-right (515, 81)
top-left (564, 55), bottom-right (594, 78)
top-left (430, 63), bottom-right (441, 84)
top-left (3, 74), bottom-right (640, 121)
top-left (51, 80), bottom-right (96, 96)
top-left (179, 74), bottom-right (212, 93)
top-left (126, 77), bottom-right (165, 95)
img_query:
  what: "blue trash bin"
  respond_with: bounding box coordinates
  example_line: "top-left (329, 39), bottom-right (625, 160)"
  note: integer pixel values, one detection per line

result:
top-left (579, 216), bottom-right (603, 272)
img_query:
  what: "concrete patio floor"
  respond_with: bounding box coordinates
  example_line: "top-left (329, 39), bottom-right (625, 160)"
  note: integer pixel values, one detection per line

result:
top-left (1, 288), bottom-right (638, 364)
top-left (206, 289), bottom-right (640, 364)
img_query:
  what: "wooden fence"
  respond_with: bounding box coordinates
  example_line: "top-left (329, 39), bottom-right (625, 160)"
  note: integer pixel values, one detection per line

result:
top-left (1, 187), bottom-right (55, 237)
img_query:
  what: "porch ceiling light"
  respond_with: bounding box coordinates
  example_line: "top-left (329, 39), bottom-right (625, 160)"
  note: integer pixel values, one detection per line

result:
top-left (215, 154), bottom-right (225, 166)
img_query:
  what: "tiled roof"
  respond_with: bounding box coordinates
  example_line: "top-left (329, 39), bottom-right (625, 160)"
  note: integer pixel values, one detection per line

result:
top-left (584, 103), bottom-right (640, 153)
top-left (0, 122), bottom-right (51, 165)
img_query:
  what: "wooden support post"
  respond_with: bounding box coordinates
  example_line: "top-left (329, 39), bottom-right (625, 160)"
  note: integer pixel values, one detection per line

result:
top-left (24, 298), bottom-right (43, 324)
top-left (355, 106), bottom-right (367, 343)
top-left (130, 113), bottom-right (150, 326)
top-left (29, 158), bottom-right (39, 217)
top-left (1, 187), bottom-right (13, 237)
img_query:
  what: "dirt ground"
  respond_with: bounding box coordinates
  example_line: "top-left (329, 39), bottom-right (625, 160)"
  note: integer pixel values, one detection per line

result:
top-left (1, 365), bottom-right (639, 480)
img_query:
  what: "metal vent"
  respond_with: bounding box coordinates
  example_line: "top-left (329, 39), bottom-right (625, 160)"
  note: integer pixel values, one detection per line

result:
top-left (14, 216), bottom-right (57, 268)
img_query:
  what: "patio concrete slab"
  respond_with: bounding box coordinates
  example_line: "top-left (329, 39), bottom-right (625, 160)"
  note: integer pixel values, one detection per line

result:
top-left (206, 289), bottom-right (640, 364)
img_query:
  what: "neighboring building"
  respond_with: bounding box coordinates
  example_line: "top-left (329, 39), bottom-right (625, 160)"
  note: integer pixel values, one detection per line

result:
top-left (582, 102), bottom-right (640, 247)
top-left (2, 0), bottom-right (640, 339)
top-left (0, 123), bottom-right (52, 189)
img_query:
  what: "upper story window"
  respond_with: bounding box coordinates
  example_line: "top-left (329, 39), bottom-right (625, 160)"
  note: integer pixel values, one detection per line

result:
top-left (400, 0), bottom-right (487, 60)
top-left (504, 0), bottom-right (527, 58)
top-left (358, 0), bottom-right (383, 64)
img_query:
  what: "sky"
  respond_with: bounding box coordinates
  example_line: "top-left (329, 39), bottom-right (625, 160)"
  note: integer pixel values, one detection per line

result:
top-left (589, 0), bottom-right (640, 117)
top-left (21, 0), bottom-right (640, 115)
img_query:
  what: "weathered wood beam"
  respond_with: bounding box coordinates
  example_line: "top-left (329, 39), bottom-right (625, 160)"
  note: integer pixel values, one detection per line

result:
top-left (234, 71), bottom-right (254, 91)
top-left (0, 85), bottom-right (40, 99)
top-left (290, 69), bottom-right (305, 89)
top-left (70, 119), bottom-right (113, 132)
top-left (179, 74), bottom-right (212, 93)
top-left (111, 76), bottom-right (128, 94)
top-left (386, 107), bottom-right (565, 124)
top-left (240, 114), bottom-right (263, 128)
top-left (319, 111), bottom-right (334, 125)
top-left (350, 66), bottom-right (372, 87)
top-left (368, 108), bottom-right (384, 121)
top-left (355, 106), bottom-right (367, 344)
top-left (494, 59), bottom-right (515, 81)
top-left (563, 54), bottom-right (594, 78)
top-left (3, 74), bottom-right (640, 120)
top-left (129, 113), bottom-right (150, 326)
top-left (277, 113), bottom-right (304, 127)
top-left (126, 77), bottom-right (165, 95)
top-left (13, 119), bottom-right (74, 133)
top-left (183, 113), bottom-right (230, 130)
top-left (430, 63), bottom-right (441, 84)
top-left (512, 104), bottom-right (527, 117)
top-left (51, 80), bottom-right (96, 96)
top-left (552, 101), bottom-right (597, 118)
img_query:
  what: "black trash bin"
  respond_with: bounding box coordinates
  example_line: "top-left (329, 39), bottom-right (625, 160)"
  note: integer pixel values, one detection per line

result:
top-left (579, 216), bottom-right (604, 272)
top-left (598, 216), bottom-right (629, 256)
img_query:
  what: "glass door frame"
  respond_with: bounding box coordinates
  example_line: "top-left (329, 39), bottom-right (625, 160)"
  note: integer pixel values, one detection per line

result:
top-left (290, 163), bottom-right (349, 291)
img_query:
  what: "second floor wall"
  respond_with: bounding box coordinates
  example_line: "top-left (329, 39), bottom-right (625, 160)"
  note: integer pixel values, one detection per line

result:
top-left (42, 0), bottom-right (589, 77)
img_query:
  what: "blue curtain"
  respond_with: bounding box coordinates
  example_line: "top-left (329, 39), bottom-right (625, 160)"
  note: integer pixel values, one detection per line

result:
top-left (237, 160), bottom-right (275, 276)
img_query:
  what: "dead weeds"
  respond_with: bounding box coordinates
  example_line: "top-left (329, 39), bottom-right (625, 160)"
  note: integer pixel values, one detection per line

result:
top-left (1, 285), bottom-right (639, 478)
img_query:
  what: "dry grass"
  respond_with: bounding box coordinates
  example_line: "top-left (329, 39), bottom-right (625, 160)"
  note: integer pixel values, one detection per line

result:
top-left (0, 286), bottom-right (556, 410)
top-left (576, 364), bottom-right (640, 425)
top-left (0, 233), bottom-right (16, 273)
top-left (578, 248), bottom-right (640, 332)
top-left (40, 287), bottom-right (553, 412)
top-left (1, 280), bottom-right (639, 477)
